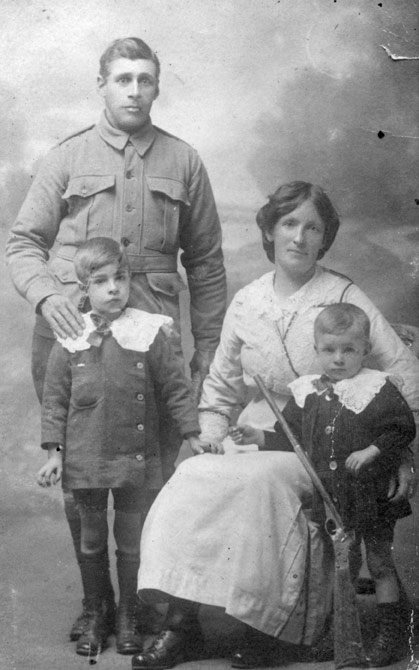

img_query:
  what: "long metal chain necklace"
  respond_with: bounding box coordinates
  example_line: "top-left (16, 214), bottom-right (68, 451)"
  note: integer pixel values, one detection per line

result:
top-left (275, 303), bottom-right (332, 379)
top-left (275, 312), bottom-right (300, 378)
top-left (327, 401), bottom-right (344, 471)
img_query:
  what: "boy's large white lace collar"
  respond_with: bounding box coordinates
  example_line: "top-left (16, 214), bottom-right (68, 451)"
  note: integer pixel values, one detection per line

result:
top-left (288, 368), bottom-right (404, 414)
top-left (57, 308), bottom-right (174, 353)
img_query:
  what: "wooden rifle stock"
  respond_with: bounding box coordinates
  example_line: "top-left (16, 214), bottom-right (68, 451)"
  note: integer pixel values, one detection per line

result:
top-left (254, 375), bottom-right (367, 669)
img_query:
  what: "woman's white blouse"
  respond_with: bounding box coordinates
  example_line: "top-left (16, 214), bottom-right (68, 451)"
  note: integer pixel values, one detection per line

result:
top-left (199, 266), bottom-right (419, 424)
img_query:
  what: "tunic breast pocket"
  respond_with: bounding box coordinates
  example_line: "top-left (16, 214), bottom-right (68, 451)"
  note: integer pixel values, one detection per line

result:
top-left (70, 361), bottom-right (104, 409)
top-left (62, 174), bottom-right (116, 239)
top-left (144, 177), bottom-right (190, 253)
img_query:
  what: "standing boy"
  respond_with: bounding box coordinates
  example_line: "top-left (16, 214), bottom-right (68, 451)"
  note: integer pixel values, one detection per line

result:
top-left (38, 238), bottom-right (208, 658)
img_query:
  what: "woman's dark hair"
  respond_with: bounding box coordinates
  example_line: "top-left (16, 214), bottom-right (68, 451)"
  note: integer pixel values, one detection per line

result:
top-left (99, 37), bottom-right (160, 88)
top-left (256, 181), bottom-right (340, 263)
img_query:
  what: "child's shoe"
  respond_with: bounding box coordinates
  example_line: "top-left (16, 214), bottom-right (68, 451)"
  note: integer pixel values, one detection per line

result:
top-left (367, 602), bottom-right (407, 667)
top-left (75, 598), bottom-right (109, 657)
top-left (116, 597), bottom-right (144, 655)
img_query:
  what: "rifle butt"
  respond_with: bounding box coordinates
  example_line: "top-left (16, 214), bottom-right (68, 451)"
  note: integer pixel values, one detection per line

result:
top-left (333, 532), bottom-right (367, 669)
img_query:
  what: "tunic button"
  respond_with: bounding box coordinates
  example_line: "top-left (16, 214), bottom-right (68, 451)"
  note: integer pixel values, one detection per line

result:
top-left (136, 362), bottom-right (143, 369)
top-left (121, 237), bottom-right (130, 247)
top-left (81, 187), bottom-right (87, 196)
top-left (325, 425), bottom-right (333, 435)
top-left (136, 454), bottom-right (144, 462)
top-left (126, 204), bottom-right (133, 212)
top-left (136, 393), bottom-right (144, 401)
top-left (137, 424), bottom-right (144, 431)
top-left (126, 170), bottom-right (133, 179)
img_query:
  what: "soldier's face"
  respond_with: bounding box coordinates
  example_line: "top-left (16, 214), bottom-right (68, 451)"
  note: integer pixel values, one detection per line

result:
top-left (98, 58), bottom-right (159, 133)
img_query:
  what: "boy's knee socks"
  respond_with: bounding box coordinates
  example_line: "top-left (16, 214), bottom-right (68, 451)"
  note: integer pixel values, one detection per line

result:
top-left (63, 492), bottom-right (115, 602)
top-left (116, 550), bottom-right (140, 602)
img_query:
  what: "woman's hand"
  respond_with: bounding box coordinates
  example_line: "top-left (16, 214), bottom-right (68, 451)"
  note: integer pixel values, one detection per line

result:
top-left (345, 445), bottom-right (380, 475)
top-left (37, 453), bottom-right (63, 487)
top-left (187, 436), bottom-right (224, 455)
top-left (229, 425), bottom-right (265, 448)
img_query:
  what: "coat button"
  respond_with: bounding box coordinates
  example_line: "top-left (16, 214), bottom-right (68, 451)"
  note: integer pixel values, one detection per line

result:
top-left (126, 203), bottom-right (133, 212)
top-left (137, 424), bottom-right (144, 431)
top-left (136, 393), bottom-right (144, 401)
top-left (126, 170), bottom-right (133, 179)
top-left (121, 237), bottom-right (130, 247)
top-left (136, 454), bottom-right (144, 462)
top-left (325, 425), bottom-right (333, 435)
top-left (81, 187), bottom-right (87, 196)
top-left (136, 362), bottom-right (143, 369)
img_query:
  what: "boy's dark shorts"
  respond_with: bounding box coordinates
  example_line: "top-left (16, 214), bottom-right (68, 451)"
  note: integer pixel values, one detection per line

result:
top-left (73, 487), bottom-right (158, 513)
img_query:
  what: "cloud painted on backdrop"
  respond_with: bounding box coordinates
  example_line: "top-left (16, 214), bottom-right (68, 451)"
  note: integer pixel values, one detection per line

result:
top-left (0, 0), bottom-right (417, 217)
top-left (248, 0), bottom-right (419, 220)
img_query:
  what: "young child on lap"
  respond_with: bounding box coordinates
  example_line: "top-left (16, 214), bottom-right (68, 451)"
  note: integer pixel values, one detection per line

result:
top-left (231, 303), bottom-right (416, 668)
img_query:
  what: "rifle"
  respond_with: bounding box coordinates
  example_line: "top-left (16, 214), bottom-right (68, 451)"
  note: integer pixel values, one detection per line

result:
top-left (254, 374), bottom-right (367, 670)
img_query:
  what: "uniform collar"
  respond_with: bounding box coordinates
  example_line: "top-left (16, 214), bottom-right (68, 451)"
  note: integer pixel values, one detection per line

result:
top-left (97, 110), bottom-right (157, 156)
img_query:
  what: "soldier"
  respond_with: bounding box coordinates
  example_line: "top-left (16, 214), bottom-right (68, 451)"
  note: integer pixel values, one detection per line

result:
top-left (6, 36), bottom-right (226, 643)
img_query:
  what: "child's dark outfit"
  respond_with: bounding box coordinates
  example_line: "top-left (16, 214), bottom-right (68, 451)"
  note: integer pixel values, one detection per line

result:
top-left (41, 308), bottom-right (200, 655)
top-left (261, 367), bottom-right (416, 666)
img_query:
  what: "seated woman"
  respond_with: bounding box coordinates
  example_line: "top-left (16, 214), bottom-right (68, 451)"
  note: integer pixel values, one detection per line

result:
top-left (132, 181), bottom-right (419, 670)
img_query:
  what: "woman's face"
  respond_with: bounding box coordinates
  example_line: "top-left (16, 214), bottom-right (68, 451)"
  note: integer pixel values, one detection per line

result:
top-left (266, 199), bottom-right (325, 277)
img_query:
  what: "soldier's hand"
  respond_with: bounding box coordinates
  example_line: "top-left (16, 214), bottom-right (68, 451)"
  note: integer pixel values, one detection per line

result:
top-left (40, 294), bottom-right (85, 340)
top-left (190, 350), bottom-right (215, 406)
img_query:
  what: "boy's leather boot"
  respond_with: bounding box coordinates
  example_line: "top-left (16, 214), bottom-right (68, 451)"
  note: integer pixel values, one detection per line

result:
top-left (69, 558), bottom-right (116, 641)
top-left (367, 602), bottom-right (407, 667)
top-left (75, 555), bottom-right (110, 657)
top-left (115, 551), bottom-right (143, 655)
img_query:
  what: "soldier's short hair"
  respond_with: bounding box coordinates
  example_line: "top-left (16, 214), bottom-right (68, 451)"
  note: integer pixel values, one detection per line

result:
top-left (99, 37), bottom-right (160, 84)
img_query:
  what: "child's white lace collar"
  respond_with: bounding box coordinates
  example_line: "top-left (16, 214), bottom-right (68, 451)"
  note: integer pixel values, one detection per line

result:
top-left (57, 308), bottom-right (173, 353)
top-left (288, 368), bottom-right (403, 414)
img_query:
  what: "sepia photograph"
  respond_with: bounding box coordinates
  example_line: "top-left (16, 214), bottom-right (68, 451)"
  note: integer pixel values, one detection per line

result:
top-left (1, 1), bottom-right (418, 669)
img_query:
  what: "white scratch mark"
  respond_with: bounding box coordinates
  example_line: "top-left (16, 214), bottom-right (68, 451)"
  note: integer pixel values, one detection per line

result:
top-left (10, 586), bottom-right (19, 636)
top-left (407, 609), bottom-right (419, 670)
top-left (381, 45), bottom-right (419, 61)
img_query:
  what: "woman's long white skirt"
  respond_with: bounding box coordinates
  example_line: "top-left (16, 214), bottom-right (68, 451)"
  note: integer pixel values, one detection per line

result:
top-left (138, 449), bottom-right (334, 646)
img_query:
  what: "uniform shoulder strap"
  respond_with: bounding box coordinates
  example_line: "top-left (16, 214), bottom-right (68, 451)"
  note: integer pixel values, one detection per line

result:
top-left (56, 124), bottom-right (96, 146)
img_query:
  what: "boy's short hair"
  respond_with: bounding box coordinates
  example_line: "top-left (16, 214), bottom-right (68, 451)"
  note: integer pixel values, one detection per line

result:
top-left (74, 237), bottom-right (129, 287)
top-left (314, 303), bottom-right (370, 342)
